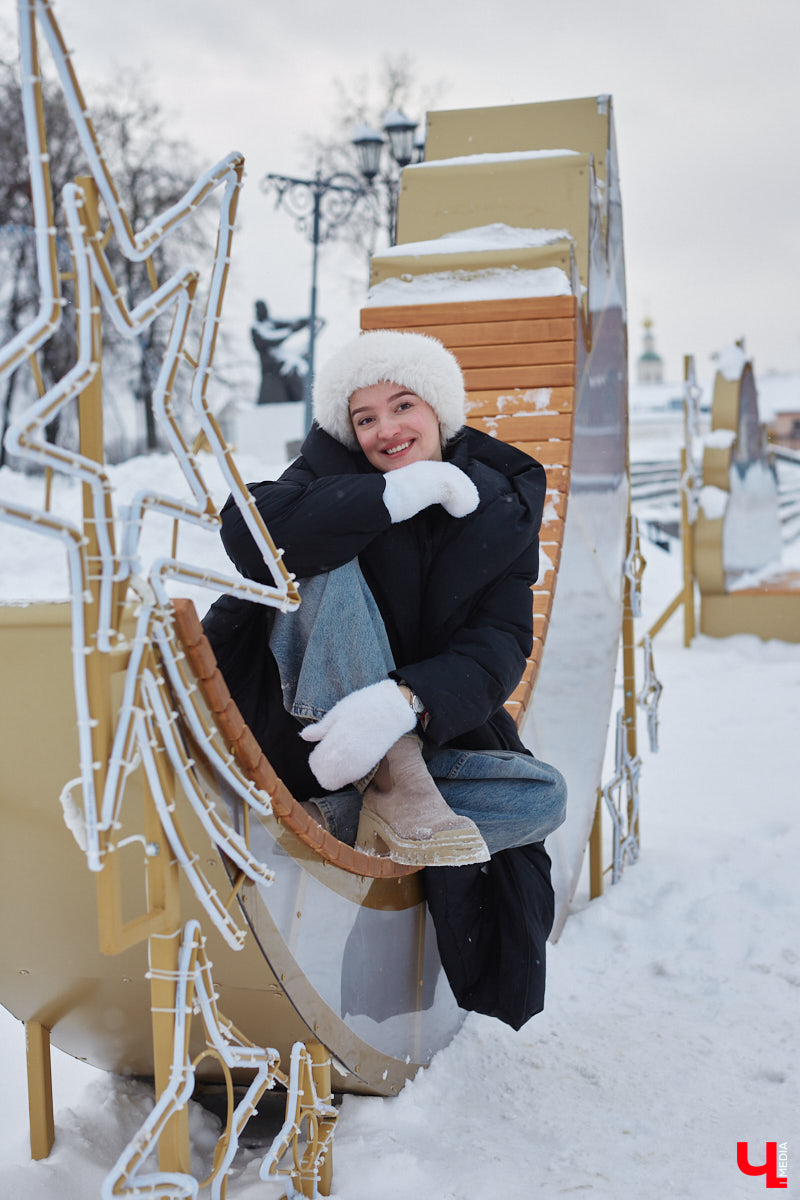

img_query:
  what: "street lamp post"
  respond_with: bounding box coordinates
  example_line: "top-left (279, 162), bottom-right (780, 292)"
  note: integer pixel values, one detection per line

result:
top-left (352, 110), bottom-right (422, 243)
top-left (261, 112), bottom-right (424, 434)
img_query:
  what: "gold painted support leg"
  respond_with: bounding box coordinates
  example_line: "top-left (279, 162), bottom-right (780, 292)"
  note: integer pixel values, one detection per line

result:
top-left (25, 1020), bottom-right (54, 1161)
top-left (307, 1039), bottom-right (333, 1196)
top-left (680, 447), bottom-right (696, 648)
top-left (645, 588), bottom-right (683, 642)
top-left (149, 930), bottom-right (191, 1175)
top-left (622, 595), bottom-right (639, 845)
top-left (589, 794), bottom-right (603, 900)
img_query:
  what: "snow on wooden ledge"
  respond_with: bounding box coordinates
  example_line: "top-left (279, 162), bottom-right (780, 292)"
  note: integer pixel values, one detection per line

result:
top-left (376, 223), bottom-right (570, 259)
top-left (366, 266), bottom-right (572, 308)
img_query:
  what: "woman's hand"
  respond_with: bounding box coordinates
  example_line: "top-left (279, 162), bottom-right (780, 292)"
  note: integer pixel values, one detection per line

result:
top-left (382, 461), bottom-right (480, 524)
top-left (299, 679), bottom-right (417, 790)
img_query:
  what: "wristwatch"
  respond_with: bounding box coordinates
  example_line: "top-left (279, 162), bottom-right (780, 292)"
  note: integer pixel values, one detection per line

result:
top-left (398, 682), bottom-right (428, 727)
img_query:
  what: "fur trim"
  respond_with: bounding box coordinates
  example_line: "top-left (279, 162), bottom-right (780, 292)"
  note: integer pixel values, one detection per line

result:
top-left (312, 329), bottom-right (466, 450)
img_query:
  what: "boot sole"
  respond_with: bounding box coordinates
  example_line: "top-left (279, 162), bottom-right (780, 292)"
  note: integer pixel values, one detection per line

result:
top-left (355, 806), bottom-right (490, 867)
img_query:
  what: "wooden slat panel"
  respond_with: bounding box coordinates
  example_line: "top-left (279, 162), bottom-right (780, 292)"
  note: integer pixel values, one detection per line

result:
top-left (362, 295), bottom-right (577, 329)
top-left (508, 660), bottom-right (537, 699)
top-left (544, 490), bottom-right (568, 519)
top-left (411, 316), bottom-right (576, 348)
top-left (470, 412), bottom-right (573, 439)
top-left (463, 363), bottom-right (575, 390)
top-left (504, 700), bottom-right (523, 721)
top-left (540, 516), bottom-right (565, 542)
top-left (537, 568), bottom-right (559, 595)
top-left (468, 413), bottom-right (574, 441)
top-left (532, 590), bottom-right (552, 614)
top-left (541, 540), bottom-right (563, 574)
top-left (541, 535), bottom-right (563, 558)
top-left (509, 674), bottom-right (541, 705)
top-left (497, 440), bottom-right (570, 466)
top-left (466, 387), bottom-right (575, 417)
top-left (532, 612), bottom-right (548, 639)
top-left (456, 341), bottom-right (575, 370)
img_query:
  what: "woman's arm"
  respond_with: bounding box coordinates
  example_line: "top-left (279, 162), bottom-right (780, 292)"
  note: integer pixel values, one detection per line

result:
top-left (220, 467), bottom-right (391, 582)
top-left (220, 457), bottom-right (480, 583)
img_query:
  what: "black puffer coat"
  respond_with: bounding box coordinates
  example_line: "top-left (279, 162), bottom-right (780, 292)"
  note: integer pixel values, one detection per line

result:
top-left (208, 422), bottom-right (546, 793)
top-left (204, 421), bottom-right (555, 1030)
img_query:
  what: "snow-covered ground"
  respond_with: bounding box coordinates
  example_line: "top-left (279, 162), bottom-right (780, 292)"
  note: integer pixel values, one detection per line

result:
top-left (0, 420), bottom-right (798, 1197)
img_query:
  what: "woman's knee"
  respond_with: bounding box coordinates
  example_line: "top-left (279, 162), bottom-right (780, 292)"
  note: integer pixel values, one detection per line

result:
top-left (515, 755), bottom-right (567, 837)
top-left (544, 762), bottom-right (568, 832)
top-left (513, 753), bottom-right (568, 820)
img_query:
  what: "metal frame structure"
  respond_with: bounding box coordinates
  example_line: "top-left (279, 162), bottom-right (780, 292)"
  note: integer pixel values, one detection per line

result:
top-left (1, 12), bottom-right (660, 1190)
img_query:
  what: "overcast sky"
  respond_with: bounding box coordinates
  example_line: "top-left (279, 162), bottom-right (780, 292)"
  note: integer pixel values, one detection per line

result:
top-left (3, 0), bottom-right (799, 385)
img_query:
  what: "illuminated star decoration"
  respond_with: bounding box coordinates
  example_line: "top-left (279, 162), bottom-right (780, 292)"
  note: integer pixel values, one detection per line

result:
top-left (1, 0), bottom-right (301, 887)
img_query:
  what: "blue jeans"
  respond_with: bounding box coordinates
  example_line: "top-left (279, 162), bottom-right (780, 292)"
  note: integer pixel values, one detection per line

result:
top-left (270, 562), bottom-right (566, 855)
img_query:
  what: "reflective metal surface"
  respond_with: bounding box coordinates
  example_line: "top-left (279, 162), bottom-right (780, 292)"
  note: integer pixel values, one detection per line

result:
top-left (522, 122), bottom-right (629, 934)
top-left (222, 783), bottom-right (466, 1087)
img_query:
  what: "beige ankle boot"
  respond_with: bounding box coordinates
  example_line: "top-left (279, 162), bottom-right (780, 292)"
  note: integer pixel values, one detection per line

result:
top-left (356, 735), bottom-right (489, 867)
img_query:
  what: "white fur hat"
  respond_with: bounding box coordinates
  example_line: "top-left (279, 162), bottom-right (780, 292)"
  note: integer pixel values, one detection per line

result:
top-left (312, 329), bottom-right (466, 450)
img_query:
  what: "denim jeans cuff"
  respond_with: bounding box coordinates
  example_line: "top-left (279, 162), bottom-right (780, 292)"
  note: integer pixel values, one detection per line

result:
top-left (312, 794), bottom-right (359, 845)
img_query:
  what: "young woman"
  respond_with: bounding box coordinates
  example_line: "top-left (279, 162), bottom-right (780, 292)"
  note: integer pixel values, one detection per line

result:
top-left (208, 329), bottom-right (566, 871)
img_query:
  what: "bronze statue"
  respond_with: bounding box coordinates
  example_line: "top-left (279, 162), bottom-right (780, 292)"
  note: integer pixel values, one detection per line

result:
top-left (251, 299), bottom-right (310, 404)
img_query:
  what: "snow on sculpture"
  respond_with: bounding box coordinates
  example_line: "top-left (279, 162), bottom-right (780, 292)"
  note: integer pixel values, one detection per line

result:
top-left (692, 343), bottom-right (800, 641)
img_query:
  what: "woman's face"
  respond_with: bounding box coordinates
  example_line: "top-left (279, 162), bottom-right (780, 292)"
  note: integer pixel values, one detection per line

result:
top-left (349, 380), bottom-right (442, 472)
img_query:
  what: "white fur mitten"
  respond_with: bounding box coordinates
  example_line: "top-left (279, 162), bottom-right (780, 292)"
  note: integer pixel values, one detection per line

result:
top-left (299, 679), bottom-right (417, 790)
top-left (382, 460), bottom-right (480, 523)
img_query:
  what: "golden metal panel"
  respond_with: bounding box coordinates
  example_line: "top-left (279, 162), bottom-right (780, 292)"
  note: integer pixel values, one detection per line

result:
top-left (700, 591), bottom-right (800, 642)
top-left (426, 96), bottom-right (612, 190)
top-left (395, 155), bottom-right (592, 291)
top-left (702, 444), bottom-right (734, 491)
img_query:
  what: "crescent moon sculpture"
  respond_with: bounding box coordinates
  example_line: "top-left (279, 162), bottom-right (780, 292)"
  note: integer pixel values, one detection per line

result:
top-left (0, 6), bottom-right (641, 1193)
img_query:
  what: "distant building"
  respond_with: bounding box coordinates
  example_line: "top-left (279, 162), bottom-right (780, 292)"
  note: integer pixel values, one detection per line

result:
top-left (636, 317), bottom-right (664, 384)
top-left (769, 410), bottom-right (800, 450)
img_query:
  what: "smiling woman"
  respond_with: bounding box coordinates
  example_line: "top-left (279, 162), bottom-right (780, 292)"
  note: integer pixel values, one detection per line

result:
top-left (348, 382), bottom-right (443, 469)
top-left (212, 328), bottom-right (566, 864)
top-left (206, 327), bottom-right (566, 1021)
